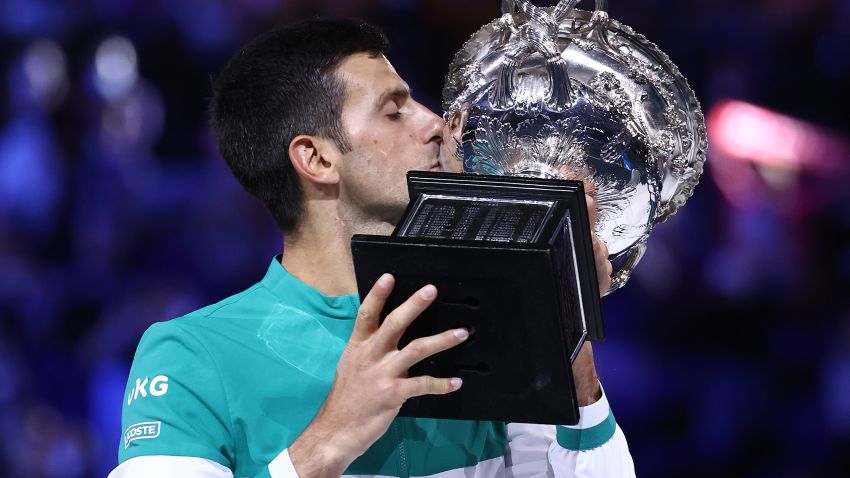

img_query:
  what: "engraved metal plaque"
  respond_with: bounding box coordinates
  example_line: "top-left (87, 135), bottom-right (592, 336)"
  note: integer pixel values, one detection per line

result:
top-left (397, 194), bottom-right (555, 242)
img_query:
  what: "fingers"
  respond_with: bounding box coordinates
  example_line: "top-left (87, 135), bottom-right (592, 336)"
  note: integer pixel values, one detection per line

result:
top-left (593, 235), bottom-right (613, 294)
top-left (597, 267), bottom-right (613, 295)
top-left (390, 328), bottom-right (469, 374)
top-left (593, 234), bottom-right (610, 261)
top-left (585, 194), bottom-right (600, 228)
top-left (372, 284), bottom-right (438, 349)
top-left (350, 273), bottom-right (394, 343)
top-left (586, 193), bottom-right (612, 294)
top-left (398, 375), bottom-right (463, 399)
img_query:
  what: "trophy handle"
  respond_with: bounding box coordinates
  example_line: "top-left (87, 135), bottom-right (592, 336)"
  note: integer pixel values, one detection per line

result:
top-left (552, 0), bottom-right (582, 22)
top-left (570, 0), bottom-right (613, 52)
top-left (503, 0), bottom-right (613, 52)
top-left (504, 0), bottom-right (607, 22)
top-left (494, 0), bottom-right (612, 112)
top-left (605, 238), bottom-right (646, 296)
top-left (489, 45), bottom-right (523, 110)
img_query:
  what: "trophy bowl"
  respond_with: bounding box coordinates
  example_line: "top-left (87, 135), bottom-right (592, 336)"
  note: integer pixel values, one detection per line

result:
top-left (443, 0), bottom-right (707, 293)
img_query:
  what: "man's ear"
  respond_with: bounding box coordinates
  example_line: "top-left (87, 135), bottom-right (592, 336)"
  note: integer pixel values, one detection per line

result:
top-left (288, 135), bottom-right (340, 186)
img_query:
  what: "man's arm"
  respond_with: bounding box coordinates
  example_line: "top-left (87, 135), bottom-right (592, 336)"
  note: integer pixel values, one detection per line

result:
top-left (505, 381), bottom-right (634, 478)
top-left (572, 194), bottom-right (612, 411)
top-left (113, 321), bottom-right (236, 472)
top-left (109, 456), bottom-right (234, 478)
top-left (504, 343), bottom-right (634, 478)
top-left (505, 322), bottom-right (634, 478)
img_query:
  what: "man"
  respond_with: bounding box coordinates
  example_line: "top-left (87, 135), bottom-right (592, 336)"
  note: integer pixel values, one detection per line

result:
top-left (109, 18), bottom-right (634, 478)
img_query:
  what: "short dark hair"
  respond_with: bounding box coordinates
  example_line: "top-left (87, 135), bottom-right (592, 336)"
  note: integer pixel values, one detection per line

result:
top-left (210, 18), bottom-right (390, 232)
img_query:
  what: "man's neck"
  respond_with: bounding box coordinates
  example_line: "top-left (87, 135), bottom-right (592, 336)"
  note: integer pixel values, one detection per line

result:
top-left (280, 207), bottom-right (395, 297)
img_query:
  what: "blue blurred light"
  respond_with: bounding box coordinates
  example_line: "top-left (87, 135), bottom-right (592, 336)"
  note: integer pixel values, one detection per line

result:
top-left (89, 361), bottom-right (129, 475)
top-left (0, 0), bottom-right (68, 37)
top-left (94, 36), bottom-right (138, 101)
top-left (22, 40), bottom-right (69, 110)
top-left (0, 356), bottom-right (20, 405)
top-left (823, 348), bottom-right (850, 433)
top-left (45, 436), bottom-right (86, 478)
top-left (0, 117), bottom-right (63, 233)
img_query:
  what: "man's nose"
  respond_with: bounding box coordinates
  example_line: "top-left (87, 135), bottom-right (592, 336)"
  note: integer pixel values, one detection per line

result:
top-left (415, 102), bottom-right (446, 145)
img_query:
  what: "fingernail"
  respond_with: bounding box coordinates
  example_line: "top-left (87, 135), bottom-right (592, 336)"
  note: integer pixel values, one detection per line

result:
top-left (378, 274), bottom-right (392, 287)
top-left (419, 285), bottom-right (436, 300)
top-left (450, 377), bottom-right (463, 390)
top-left (453, 328), bottom-right (469, 340)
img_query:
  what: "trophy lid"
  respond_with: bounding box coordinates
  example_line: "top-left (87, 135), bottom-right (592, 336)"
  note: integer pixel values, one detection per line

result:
top-left (443, 0), bottom-right (707, 292)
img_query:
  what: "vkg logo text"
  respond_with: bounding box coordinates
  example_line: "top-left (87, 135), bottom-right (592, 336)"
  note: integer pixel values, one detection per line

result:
top-left (127, 375), bottom-right (169, 406)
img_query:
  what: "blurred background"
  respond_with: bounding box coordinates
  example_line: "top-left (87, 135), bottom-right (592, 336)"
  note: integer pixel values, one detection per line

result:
top-left (1, 0), bottom-right (849, 476)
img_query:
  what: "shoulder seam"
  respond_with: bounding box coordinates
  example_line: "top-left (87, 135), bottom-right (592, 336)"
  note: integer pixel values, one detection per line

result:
top-left (169, 321), bottom-right (238, 469)
top-left (188, 283), bottom-right (265, 319)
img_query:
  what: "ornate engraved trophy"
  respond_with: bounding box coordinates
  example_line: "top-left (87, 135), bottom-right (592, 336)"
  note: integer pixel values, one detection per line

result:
top-left (443, 0), bottom-right (708, 293)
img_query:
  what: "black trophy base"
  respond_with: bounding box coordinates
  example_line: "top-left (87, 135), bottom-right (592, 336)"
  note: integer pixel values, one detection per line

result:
top-left (351, 235), bottom-right (581, 425)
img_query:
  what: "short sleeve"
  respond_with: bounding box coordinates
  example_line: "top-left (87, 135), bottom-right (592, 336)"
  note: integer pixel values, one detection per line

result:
top-left (118, 321), bottom-right (235, 469)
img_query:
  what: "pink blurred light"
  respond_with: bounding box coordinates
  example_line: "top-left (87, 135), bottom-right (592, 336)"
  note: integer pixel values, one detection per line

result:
top-left (707, 99), bottom-right (850, 214)
top-left (708, 100), bottom-right (845, 174)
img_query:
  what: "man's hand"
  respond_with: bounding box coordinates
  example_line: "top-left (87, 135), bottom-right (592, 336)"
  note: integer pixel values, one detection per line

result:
top-left (586, 195), bottom-right (613, 296)
top-left (289, 274), bottom-right (468, 477)
top-left (572, 194), bottom-right (612, 406)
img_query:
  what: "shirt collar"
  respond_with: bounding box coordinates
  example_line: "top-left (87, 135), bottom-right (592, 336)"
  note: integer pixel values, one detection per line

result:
top-left (260, 255), bottom-right (360, 320)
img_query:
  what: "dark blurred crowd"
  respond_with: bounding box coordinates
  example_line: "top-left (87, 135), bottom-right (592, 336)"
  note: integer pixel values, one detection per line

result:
top-left (1, 0), bottom-right (849, 477)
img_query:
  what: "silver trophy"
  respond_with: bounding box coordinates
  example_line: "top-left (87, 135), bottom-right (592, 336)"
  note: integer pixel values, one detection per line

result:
top-left (443, 0), bottom-right (708, 293)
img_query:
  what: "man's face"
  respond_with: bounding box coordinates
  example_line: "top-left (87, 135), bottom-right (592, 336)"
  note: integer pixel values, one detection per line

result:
top-left (333, 53), bottom-right (448, 226)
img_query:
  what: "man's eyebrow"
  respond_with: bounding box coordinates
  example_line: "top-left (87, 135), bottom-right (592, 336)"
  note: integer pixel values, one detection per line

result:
top-left (374, 85), bottom-right (411, 109)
